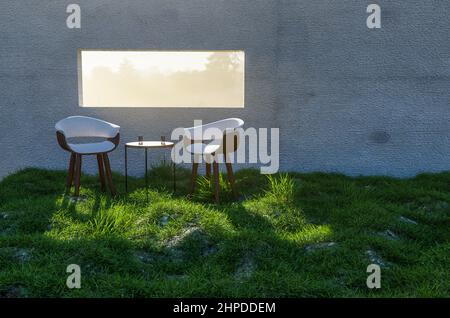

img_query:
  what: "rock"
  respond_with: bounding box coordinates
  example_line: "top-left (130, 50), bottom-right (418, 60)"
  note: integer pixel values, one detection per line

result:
top-left (202, 244), bottom-right (218, 256)
top-left (404, 202), bottom-right (415, 209)
top-left (416, 201), bottom-right (449, 213)
top-left (0, 227), bottom-right (13, 236)
top-left (0, 285), bottom-right (28, 298)
top-left (0, 247), bottom-right (31, 262)
top-left (167, 274), bottom-right (188, 281)
top-left (235, 256), bottom-right (255, 280)
top-left (419, 205), bottom-right (432, 213)
top-left (167, 248), bottom-right (184, 263)
top-left (378, 230), bottom-right (400, 241)
top-left (305, 242), bottom-right (337, 252)
top-left (435, 201), bottom-right (449, 210)
top-left (365, 249), bottom-right (389, 268)
top-left (135, 251), bottom-right (154, 264)
top-left (0, 212), bottom-right (9, 219)
top-left (164, 226), bottom-right (212, 262)
top-left (399, 216), bottom-right (418, 225)
top-left (160, 215), bottom-right (170, 227)
top-left (66, 195), bottom-right (87, 203)
top-left (14, 249), bottom-right (31, 262)
top-left (165, 226), bottom-right (202, 249)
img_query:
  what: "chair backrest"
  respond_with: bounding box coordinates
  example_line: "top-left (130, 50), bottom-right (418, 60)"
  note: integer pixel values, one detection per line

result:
top-left (183, 118), bottom-right (244, 154)
top-left (55, 116), bottom-right (120, 139)
top-left (184, 118), bottom-right (244, 142)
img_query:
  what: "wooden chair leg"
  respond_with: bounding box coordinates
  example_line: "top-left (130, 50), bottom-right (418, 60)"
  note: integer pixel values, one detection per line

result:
top-left (73, 154), bottom-right (82, 197)
top-left (205, 163), bottom-right (211, 179)
top-left (225, 161), bottom-right (239, 199)
top-left (190, 162), bottom-right (199, 195)
top-left (66, 153), bottom-right (76, 192)
top-left (97, 154), bottom-right (106, 192)
top-left (212, 161), bottom-right (220, 203)
top-left (102, 153), bottom-right (116, 196)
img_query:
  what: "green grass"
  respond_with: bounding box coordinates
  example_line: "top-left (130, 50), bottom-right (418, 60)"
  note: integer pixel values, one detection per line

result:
top-left (0, 165), bottom-right (449, 298)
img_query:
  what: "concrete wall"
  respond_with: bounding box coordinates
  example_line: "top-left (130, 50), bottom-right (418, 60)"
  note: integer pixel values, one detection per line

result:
top-left (277, 0), bottom-right (450, 176)
top-left (0, 0), bottom-right (449, 179)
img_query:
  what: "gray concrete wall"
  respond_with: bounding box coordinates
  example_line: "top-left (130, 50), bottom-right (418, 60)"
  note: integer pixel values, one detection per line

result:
top-left (277, 0), bottom-right (450, 176)
top-left (0, 0), bottom-right (449, 179)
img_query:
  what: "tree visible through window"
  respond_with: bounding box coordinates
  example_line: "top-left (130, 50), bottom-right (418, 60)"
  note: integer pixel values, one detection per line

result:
top-left (79, 50), bottom-right (245, 108)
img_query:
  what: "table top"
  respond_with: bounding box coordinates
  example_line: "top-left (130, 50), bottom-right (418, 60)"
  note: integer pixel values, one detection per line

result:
top-left (125, 141), bottom-right (175, 148)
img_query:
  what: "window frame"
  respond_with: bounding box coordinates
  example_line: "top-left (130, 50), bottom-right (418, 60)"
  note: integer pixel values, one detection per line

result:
top-left (77, 49), bottom-right (246, 108)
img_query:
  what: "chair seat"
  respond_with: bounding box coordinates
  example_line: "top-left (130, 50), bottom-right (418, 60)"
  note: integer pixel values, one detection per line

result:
top-left (68, 141), bottom-right (115, 154)
top-left (187, 142), bottom-right (221, 155)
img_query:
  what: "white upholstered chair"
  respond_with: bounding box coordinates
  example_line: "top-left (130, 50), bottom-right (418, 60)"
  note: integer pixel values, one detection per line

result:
top-left (184, 118), bottom-right (244, 203)
top-left (55, 116), bottom-right (120, 196)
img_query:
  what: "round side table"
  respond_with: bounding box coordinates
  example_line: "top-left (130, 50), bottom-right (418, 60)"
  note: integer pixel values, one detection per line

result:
top-left (125, 141), bottom-right (176, 201)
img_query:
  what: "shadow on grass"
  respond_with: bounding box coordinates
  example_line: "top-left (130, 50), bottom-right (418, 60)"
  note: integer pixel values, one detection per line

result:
top-left (0, 166), bottom-right (449, 297)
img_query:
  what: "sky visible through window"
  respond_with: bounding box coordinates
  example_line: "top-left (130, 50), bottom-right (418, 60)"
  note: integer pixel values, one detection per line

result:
top-left (79, 50), bottom-right (245, 108)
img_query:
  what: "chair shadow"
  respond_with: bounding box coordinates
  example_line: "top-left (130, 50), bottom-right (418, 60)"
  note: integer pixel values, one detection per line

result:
top-left (0, 167), bottom-right (336, 297)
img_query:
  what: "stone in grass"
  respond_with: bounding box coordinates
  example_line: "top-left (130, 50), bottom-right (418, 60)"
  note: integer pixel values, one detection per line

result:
top-left (135, 251), bottom-right (154, 264)
top-left (399, 216), bottom-right (418, 225)
top-left (66, 195), bottom-right (87, 204)
top-left (202, 244), bottom-right (218, 257)
top-left (164, 226), bottom-right (218, 260)
top-left (166, 274), bottom-right (188, 281)
top-left (167, 249), bottom-right (184, 263)
top-left (378, 230), bottom-right (400, 241)
top-left (84, 263), bottom-right (102, 275)
top-left (165, 226), bottom-right (203, 249)
top-left (0, 212), bottom-right (9, 219)
top-left (417, 201), bottom-right (449, 213)
top-left (434, 201), bottom-right (449, 211)
top-left (0, 247), bottom-right (31, 263)
top-left (305, 242), bottom-right (337, 252)
top-left (0, 285), bottom-right (28, 298)
top-left (14, 249), bottom-right (31, 262)
top-left (160, 215), bottom-right (170, 227)
top-left (0, 226), bottom-right (14, 236)
top-left (365, 249), bottom-right (390, 268)
top-left (235, 256), bottom-right (256, 280)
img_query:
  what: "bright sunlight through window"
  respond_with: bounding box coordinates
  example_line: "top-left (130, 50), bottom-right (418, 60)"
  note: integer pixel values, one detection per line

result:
top-left (78, 50), bottom-right (245, 108)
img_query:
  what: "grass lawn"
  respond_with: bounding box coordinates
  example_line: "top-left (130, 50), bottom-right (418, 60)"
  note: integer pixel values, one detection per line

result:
top-left (0, 165), bottom-right (449, 298)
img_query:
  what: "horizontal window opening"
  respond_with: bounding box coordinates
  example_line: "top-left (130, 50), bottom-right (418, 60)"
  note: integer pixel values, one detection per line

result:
top-left (78, 50), bottom-right (245, 108)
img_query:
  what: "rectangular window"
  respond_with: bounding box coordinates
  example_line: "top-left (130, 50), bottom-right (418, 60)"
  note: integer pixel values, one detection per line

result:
top-left (78, 50), bottom-right (245, 108)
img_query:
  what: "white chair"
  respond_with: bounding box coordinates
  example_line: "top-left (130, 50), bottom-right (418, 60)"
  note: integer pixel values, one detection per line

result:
top-left (184, 118), bottom-right (244, 202)
top-left (55, 116), bottom-right (120, 196)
